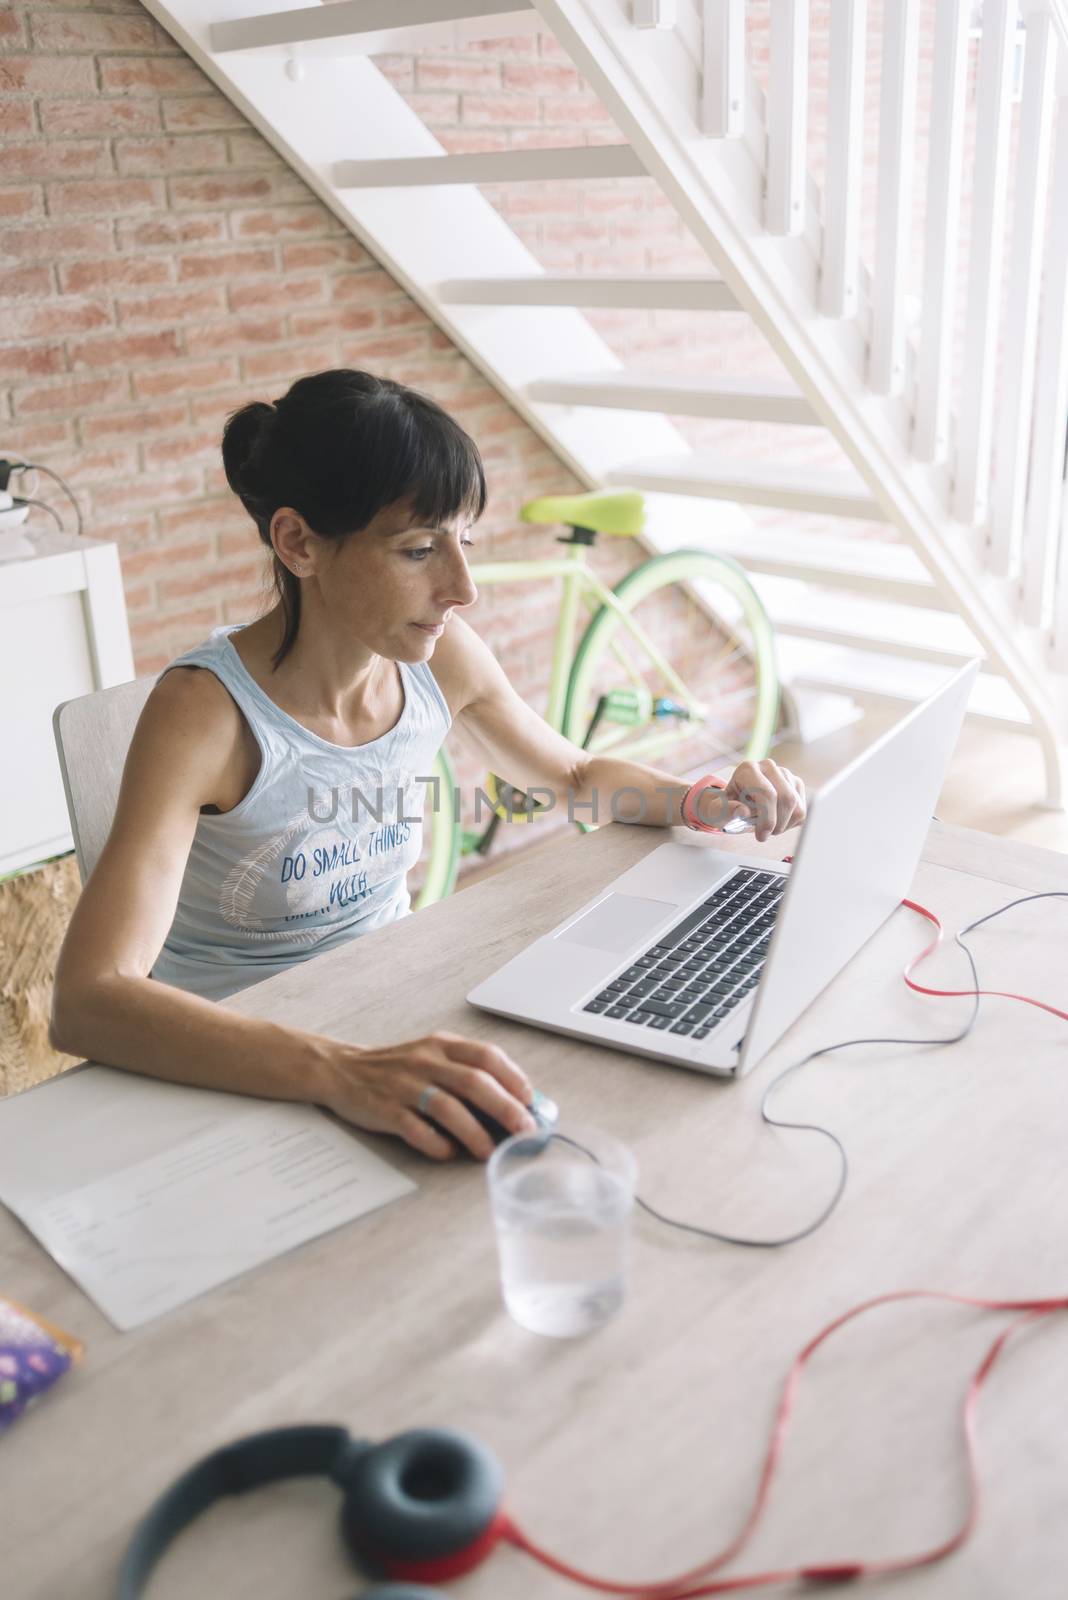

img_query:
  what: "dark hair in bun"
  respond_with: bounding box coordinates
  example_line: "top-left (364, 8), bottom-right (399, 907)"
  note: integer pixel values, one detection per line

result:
top-left (221, 368), bottom-right (486, 669)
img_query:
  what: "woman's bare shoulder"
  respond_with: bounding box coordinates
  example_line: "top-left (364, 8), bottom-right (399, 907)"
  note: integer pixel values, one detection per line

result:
top-left (136, 665), bottom-right (256, 812)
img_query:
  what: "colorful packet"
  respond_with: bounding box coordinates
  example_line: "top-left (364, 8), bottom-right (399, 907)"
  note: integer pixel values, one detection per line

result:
top-left (0, 1297), bottom-right (84, 1433)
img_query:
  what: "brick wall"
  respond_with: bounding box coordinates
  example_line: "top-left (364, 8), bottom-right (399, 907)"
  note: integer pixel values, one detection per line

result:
top-left (1, 0), bottom-right (748, 895)
top-left (2, 1), bottom-right (1008, 873)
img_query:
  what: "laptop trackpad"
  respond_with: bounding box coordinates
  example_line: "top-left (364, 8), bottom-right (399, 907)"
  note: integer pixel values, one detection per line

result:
top-left (556, 893), bottom-right (678, 955)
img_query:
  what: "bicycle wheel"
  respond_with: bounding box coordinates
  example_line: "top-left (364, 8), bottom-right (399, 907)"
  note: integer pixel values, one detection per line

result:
top-left (562, 550), bottom-right (779, 785)
top-left (414, 746), bottom-right (461, 910)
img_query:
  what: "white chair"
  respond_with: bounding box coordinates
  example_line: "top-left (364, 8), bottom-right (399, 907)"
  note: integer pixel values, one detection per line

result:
top-left (52, 677), bottom-right (156, 884)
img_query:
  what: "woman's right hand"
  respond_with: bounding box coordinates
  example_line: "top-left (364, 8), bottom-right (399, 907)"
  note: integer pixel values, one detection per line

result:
top-left (318, 1031), bottom-right (538, 1161)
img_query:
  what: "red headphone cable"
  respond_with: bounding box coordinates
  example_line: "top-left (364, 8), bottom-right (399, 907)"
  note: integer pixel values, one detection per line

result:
top-left (502, 1287), bottom-right (1067, 1597)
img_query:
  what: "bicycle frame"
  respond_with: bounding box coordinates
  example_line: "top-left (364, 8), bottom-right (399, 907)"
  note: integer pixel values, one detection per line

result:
top-left (469, 539), bottom-right (707, 738)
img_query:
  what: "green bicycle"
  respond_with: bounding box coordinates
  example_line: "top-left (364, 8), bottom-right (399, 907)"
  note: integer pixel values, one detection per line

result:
top-left (414, 488), bottom-right (780, 908)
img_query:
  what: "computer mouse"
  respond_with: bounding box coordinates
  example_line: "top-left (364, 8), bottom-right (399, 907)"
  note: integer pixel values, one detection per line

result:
top-left (428, 1088), bottom-right (559, 1154)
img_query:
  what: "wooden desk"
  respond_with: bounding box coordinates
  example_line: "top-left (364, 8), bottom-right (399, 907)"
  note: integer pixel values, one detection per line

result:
top-left (5, 821), bottom-right (1068, 1599)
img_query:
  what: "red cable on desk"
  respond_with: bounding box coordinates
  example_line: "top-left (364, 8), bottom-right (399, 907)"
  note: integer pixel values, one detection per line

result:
top-left (503, 894), bottom-right (1068, 1596)
top-left (503, 1288), bottom-right (1067, 1597)
top-left (899, 897), bottom-right (1068, 1022)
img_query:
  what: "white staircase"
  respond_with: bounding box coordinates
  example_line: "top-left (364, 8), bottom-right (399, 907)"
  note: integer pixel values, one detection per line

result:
top-left (139, 0), bottom-right (1068, 806)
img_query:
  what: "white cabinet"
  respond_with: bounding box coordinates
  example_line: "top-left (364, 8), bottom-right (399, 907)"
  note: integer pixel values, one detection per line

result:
top-left (0, 530), bottom-right (133, 877)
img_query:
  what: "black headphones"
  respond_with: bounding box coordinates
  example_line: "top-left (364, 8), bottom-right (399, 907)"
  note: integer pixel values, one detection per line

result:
top-left (117, 1423), bottom-right (506, 1598)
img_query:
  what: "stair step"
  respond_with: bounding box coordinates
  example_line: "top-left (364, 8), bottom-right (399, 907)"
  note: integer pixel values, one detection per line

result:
top-left (212, 0), bottom-right (533, 54)
top-left (335, 146), bottom-right (645, 189)
top-left (776, 639), bottom-right (1023, 726)
top-left (703, 526), bottom-right (945, 609)
top-left (757, 577), bottom-right (983, 666)
top-left (782, 686), bottom-right (865, 744)
top-left (527, 373), bottom-right (818, 423)
top-left (437, 276), bottom-right (740, 311)
top-left (609, 453), bottom-right (885, 519)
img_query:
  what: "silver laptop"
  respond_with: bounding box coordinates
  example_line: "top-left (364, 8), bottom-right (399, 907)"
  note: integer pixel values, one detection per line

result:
top-left (467, 659), bottom-right (979, 1078)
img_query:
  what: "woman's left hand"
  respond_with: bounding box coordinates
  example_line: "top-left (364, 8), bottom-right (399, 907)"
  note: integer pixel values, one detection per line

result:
top-left (724, 759), bottom-right (807, 843)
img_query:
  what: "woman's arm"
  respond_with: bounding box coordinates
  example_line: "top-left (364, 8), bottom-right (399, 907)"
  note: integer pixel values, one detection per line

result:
top-left (434, 617), bottom-right (806, 841)
top-left (50, 668), bottom-right (534, 1161)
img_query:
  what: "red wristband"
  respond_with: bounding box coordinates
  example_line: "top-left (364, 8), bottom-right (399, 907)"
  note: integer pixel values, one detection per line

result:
top-left (681, 774), bottom-right (727, 833)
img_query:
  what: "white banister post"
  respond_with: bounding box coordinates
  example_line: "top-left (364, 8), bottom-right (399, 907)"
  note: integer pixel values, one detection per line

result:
top-left (702, 0), bottom-right (746, 138)
top-left (766, 0), bottom-right (808, 236)
top-left (990, 6), bottom-right (1058, 579)
top-left (953, 0), bottom-right (1017, 525)
top-left (820, 0), bottom-right (866, 318)
top-left (913, 0), bottom-right (970, 463)
top-left (633, 0), bottom-right (677, 25)
top-left (1025, 82), bottom-right (1068, 637)
top-left (869, 0), bottom-right (920, 396)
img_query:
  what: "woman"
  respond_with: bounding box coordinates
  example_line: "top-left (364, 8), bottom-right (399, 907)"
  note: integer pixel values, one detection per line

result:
top-left (50, 370), bottom-right (805, 1161)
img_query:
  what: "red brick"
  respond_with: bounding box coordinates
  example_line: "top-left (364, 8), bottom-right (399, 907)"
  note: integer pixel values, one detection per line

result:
top-left (503, 61), bottom-right (582, 93)
top-left (281, 239), bottom-right (369, 272)
top-left (184, 317), bottom-right (288, 356)
top-left (435, 130), bottom-right (501, 155)
top-left (38, 97), bottom-right (160, 136)
top-left (81, 402), bottom-right (188, 442)
top-left (0, 101), bottom-right (33, 137)
top-left (122, 538), bottom-right (215, 581)
top-left (372, 55), bottom-right (414, 91)
top-left (330, 268), bottom-right (402, 305)
top-left (45, 442), bottom-right (138, 482)
top-left (216, 524), bottom-right (267, 560)
top-left (68, 327), bottom-right (182, 370)
top-left (5, 298), bottom-right (112, 339)
top-left (142, 426), bottom-right (222, 470)
top-left (337, 330), bottom-right (428, 363)
top-left (461, 93), bottom-right (540, 125)
top-left (0, 221), bottom-right (110, 262)
top-left (117, 213), bottom-right (226, 251)
top-left (161, 95), bottom-right (246, 133)
top-left (59, 255), bottom-right (173, 292)
top-left (0, 9), bottom-right (26, 45)
top-left (157, 556), bottom-right (262, 607)
top-left (0, 263), bottom-right (52, 297)
top-left (91, 469), bottom-right (203, 515)
top-left (48, 178), bottom-right (165, 215)
top-left (0, 55), bottom-right (96, 93)
top-left (7, 418), bottom-right (71, 455)
top-left (157, 497), bottom-right (245, 538)
top-left (115, 134), bottom-right (229, 175)
top-left (29, 12), bottom-right (157, 50)
top-left (383, 302), bottom-right (427, 329)
top-left (129, 604), bottom-right (221, 654)
top-left (133, 355), bottom-right (238, 400)
top-left (238, 342), bottom-right (340, 383)
top-left (117, 285), bottom-right (227, 326)
top-left (231, 205), bottom-right (336, 239)
top-left (403, 91), bottom-right (459, 123)
top-left (289, 307), bottom-right (378, 339)
top-left (2, 343), bottom-right (66, 378)
top-left (12, 372), bottom-right (129, 416)
top-left (177, 245), bottom-right (275, 281)
top-left (98, 56), bottom-right (205, 95)
top-left (168, 173), bottom-right (272, 208)
top-left (0, 185), bottom-right (41, 220)
top-left (186, 384), bottom-right (266, 427)
top-left (228, 275), bottom-right (327, 314)
top-left (416, 58), bottom-right (500, 92)
top-left (122, 581), bottom-right (155, 616)
top-left (0, 141), bottom-right (113, 181)
top-left (225, 132), bottom-right (286, 170)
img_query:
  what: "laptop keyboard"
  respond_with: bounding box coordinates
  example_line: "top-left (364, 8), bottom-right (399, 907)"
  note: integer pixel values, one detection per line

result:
top-left (581, 868), bottom-right (786, 1042)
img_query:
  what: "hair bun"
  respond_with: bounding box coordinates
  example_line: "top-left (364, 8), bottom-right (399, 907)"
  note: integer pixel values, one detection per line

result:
top-left (221, 400), bottom-right (276, 495)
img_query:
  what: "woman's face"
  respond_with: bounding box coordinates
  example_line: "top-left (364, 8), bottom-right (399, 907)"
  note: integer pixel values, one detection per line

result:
top-left (301, 497), bottom-right (480, 663)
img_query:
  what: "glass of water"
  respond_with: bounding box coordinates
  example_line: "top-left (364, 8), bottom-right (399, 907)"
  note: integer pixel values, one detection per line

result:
top-left (486, 1127), bottom-right (637, 1338)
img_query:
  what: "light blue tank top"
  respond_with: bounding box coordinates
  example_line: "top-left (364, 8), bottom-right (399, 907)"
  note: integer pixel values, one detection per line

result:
top-left (150, 623), bottom-right (451, 1002)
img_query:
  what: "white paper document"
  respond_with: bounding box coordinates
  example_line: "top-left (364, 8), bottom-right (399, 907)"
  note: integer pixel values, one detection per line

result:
top-left (0, 1067), bottom-right (415, 1331)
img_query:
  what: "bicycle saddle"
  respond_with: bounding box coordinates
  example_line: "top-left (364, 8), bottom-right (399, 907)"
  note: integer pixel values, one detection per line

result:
top-left (520, 488), bottom-right (645, 537)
